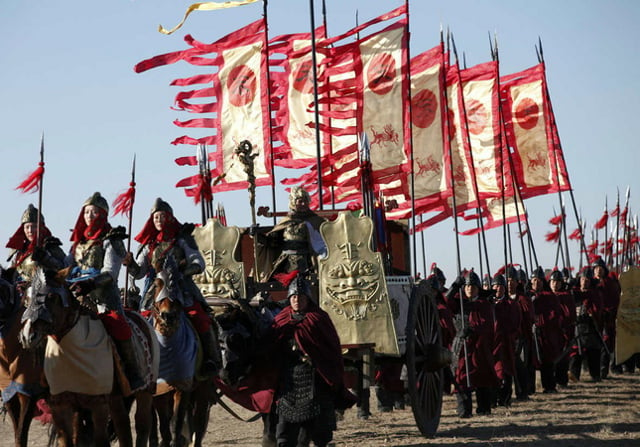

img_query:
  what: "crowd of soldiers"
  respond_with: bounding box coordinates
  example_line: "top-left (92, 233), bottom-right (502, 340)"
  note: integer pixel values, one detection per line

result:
top-left (427, 260), bottom-right (635, 418)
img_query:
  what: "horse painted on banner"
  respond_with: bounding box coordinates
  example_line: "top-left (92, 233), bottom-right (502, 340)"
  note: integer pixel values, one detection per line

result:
top-left (147, 257), bottom-right (214, 447)
top-left (19, 267), bottom-right (159, 447)
top-left (0, 267), bottom-right (46, 447)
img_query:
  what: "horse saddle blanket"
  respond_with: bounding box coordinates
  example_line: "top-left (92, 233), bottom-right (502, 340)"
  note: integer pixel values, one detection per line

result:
top-left (154, 312), bottom-right (198, 385)
top-left (45, 314), bottom-right (114, 396)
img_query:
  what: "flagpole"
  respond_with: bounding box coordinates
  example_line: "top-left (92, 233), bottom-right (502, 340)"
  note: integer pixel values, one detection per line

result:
top-left (124, 155), bottom-right (136, 308)
top-left (263, 0), bottom-right (277, 225)
top-left (36, 132), bottom-right (45, 246)
top-left (309, 0), bottom-right (324, 210)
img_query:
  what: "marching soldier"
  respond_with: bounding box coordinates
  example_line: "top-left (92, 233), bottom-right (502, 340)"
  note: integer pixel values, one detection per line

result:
top-left (446, 270), bottom-right (498, 417)
top-left (65, 192), bottom-right (144, 390)
top-left (492, 273), bottom-right (521, 407)
top-left (507, 266), bottom-right (534, 400)
top-left (569, 267), bottom-right (605, 382)
top-left (530, 267), bottom-right (565, 393)
top-left (549, 268), bottom-right (576, 387)
top-left (591, 257), bottom-right (621, 377)
top-left (5, 204), bottom-right (65, 299)
top-left (124, 198), bottom-right (220, 377)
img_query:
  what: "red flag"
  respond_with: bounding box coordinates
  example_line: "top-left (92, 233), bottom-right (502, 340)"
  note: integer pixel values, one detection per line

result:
top-left (545, 227), bottom-right (561, 242)
top-left (594, 210), bottom-right (608, 229)
top-left (16, 162), bottom-right (44, 194)
top-left (548, 214), bottom-right (564, 226)
top-left (112, 182), bottom-right (136, 217)
top-left (568, 227), bottom-right (583, 241)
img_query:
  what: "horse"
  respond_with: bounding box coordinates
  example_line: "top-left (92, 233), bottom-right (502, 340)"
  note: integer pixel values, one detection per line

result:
top-left (148, 266), bottom-right (214, 447)
top-left (19, 267), bottom-right (159, 447)
top-left (0, 267), bottom-right (46, 447)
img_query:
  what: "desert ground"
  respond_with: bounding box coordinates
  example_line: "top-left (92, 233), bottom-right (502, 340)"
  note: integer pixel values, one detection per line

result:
top-left (6, 369), bottom-right (639, 447)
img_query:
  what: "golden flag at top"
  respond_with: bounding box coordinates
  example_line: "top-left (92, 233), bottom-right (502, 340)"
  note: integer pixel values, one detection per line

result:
top-left (159, 0), bottom-right (260, 35)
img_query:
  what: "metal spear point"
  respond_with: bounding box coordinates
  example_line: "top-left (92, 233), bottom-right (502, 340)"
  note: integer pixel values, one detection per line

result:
top-left (36, 132), bottom-right (45, 246)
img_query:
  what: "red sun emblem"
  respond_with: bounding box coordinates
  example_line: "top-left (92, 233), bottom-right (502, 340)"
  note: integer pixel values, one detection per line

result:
top-left (226, 65), bottom-right (256, 107)
top-left (292, 59), bottom-right (313, 94)
top-left (411, 89), bottom-right (437, 129)
top-left (447, 109), bottom-right (457, 140)
top-left (367, 53), bottom-right (396, 95)
top-left (465, 99), bottom-right (488, 135)
top-left (514, 97), bottom-right (539, 130)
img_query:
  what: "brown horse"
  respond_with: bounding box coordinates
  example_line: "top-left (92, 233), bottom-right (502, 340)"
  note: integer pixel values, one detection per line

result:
top-left (19, 267), bottom-right (159, 447)
top-left (0, 267), bottom-right (46, 447)
top-left (149, 269), bottom-right (213, 447)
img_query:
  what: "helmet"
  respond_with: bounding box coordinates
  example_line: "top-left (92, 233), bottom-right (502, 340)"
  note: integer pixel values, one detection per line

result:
top-left (288, 186), bottom-right (311, 212)
top-left (504, 265), bottom-right (518, 280)
top-left (430, 263), bottom-right (446, 284)
top-left (21, 204), bottom-right (43, 225)
top-left (287, 274), bottom-right (311, 299)
top-left (492, 274), bottom-right (506, 287)
top-left (151, 197), bottom-right (173, 215)
top-left (549, 269), bottom-right (564, 282)
top-left (464, 270), bottom-right (481, 287)
top-left (530, 266), bottom-right (545, 280)
top-left (516, 268), bottom-right (528, 283)
top-left (83, 192), bottom-right (109, 214)
top-left (482, 273), bottom-right (491, 287)
top-left (578, 267), bottom-right (594, 280)
top-left (562, 267), bottom-right (571, 281)
top-left (591, 257), bottom-right (608, 274)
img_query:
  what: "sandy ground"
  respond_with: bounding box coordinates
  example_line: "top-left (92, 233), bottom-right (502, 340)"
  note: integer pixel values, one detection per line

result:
top-left (4, 371), bottom-right (640, 446)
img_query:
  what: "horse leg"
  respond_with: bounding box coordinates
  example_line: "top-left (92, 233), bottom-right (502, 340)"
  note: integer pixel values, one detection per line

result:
top-left (16, 394), bottom-right (36, 447)
top-left (170, 390), bottom-right (190, 447)
top-left (154, 393), bottom-right (173, 447)
top-left (91, 404), bottom-right (111, 447)
top-left (190, 381), bottom-right (211, 447)
top-left (49, 402), bottom-right (74, 447)
top-left (109, 394), bottom-right (133, 447)
top-left (133, 391), bottom-right (154, 447)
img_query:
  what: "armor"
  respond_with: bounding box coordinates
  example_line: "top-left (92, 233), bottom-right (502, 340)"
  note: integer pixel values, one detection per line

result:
top-left (277, 339), bottom-right (320, 423)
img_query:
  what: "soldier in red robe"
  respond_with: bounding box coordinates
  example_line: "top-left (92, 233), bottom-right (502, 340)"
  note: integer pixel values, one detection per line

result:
top-left (446, 270), bottom-right (498, 417)
top-left (549, 269), bottom-right (576, 387)
top-left (592, 257), bottom-right (621, 377)
top-left (491, 274), bottom-right (521, 407)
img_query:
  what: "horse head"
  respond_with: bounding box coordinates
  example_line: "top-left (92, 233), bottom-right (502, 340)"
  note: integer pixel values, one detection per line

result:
top-left (0, 267), bottom-right (18, 321)
top-left (151, 255), bottom-right (184, 338)
top-left (19, 266), bottom-right (75, 350)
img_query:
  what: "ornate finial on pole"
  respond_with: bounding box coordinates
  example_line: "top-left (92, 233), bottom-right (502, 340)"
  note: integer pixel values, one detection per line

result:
top-left (235, 140), bottom-right (260, 281)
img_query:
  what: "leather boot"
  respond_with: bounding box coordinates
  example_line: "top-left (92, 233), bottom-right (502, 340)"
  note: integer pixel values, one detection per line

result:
top-left (116, 338), bottom-right (145, 390)
top-left (199, 328), bottom-right (221, 377)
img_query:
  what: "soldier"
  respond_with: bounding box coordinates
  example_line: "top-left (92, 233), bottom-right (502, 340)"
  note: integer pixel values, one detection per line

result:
top-left (569, 267), bottom-right (604, 382)
top-left (271, 274), bottom-right (355, 447)
top-left (549, 268), bottom-right (576, 387)
top-left (508, 266), bottom-right (534, 400)
top-left (446, 270), bottom-right (498, 417)
top-left (491, 273), bottom-right (521, 407)
top-left (5, 204), bottom-right (65, 299)
top-left (530, 267), bottom-right (564, 393)
top-left (255, 187), bottom-right (326, 289)
top-left (124, 198), bottom-right (220, 377)
top-left (65, 192), bottom-right (144, 389)
top-left (591, 257), bottom-right (621, 377)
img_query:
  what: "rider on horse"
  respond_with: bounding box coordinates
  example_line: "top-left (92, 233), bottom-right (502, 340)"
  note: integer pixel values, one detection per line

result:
top-left (65, 192), bottom-right (145, 390)
top-left (5, 204), bottom-right (65, 301)
top-left (124, 197), bottom-right (220, 377)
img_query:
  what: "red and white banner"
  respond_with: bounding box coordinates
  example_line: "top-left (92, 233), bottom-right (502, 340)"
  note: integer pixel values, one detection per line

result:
top-left (135, 19), bottom-right (273, 196)
top-left (501, 63), bottom-right (570, 199)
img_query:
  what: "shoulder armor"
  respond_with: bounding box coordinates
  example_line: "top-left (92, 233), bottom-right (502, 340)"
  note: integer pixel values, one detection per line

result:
top-left (43, 236), bottom-right (63, 248)
top-left (106, 226), bottom-right (128, 242)
top-left (180, 223), bottom-right (198, 250)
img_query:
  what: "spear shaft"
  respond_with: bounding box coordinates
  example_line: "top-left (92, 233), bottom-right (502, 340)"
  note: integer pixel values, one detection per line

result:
top-left (36, 133), bottom-right (45, 246)
top-left (123, 155), bottom-right (136, 308)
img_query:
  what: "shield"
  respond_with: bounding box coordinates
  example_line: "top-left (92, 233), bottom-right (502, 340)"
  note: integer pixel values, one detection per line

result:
top-left (616, 266), bottom-right (640, 364)
top-left (318, 212), bottom-right (399, 355)
top-left (192, 218), bottom-right (246, 303)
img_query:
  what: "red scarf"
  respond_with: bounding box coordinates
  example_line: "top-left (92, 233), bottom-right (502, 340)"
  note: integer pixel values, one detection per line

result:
top-left (70, 207), bottom-right (111, 251)
top-left (6, 224), bottom-right (52, 266)
top-left (134, 212), bottom-right (181, 255)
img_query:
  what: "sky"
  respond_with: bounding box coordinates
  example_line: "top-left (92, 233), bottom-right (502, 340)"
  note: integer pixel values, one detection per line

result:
top-left (1, 0), bottom-right (639, 283)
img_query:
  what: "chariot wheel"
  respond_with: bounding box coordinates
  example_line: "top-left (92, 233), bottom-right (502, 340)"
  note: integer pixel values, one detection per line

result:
top-left (405, 280), bottom-right (446, 437)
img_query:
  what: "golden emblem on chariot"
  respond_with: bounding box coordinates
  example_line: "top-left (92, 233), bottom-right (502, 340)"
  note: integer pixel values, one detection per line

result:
top-left (319, 212), bottom-right (399, 355)
top-left (192, 218), bottom-right (246, 302)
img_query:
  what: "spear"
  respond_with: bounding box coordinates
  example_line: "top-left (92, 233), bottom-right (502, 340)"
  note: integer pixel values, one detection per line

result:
top-left (36, 133), bottom-right (45, 246)
top-left (235, 140), bottom-right (260, 280)
top-left (15, 133), bottom-right (46, 245)
top-left (112, 155), bottom-right (136, 307)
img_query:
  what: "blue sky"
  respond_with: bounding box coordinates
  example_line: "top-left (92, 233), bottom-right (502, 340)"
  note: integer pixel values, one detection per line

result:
top-left (1, 0), bottom-right (638, 281)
